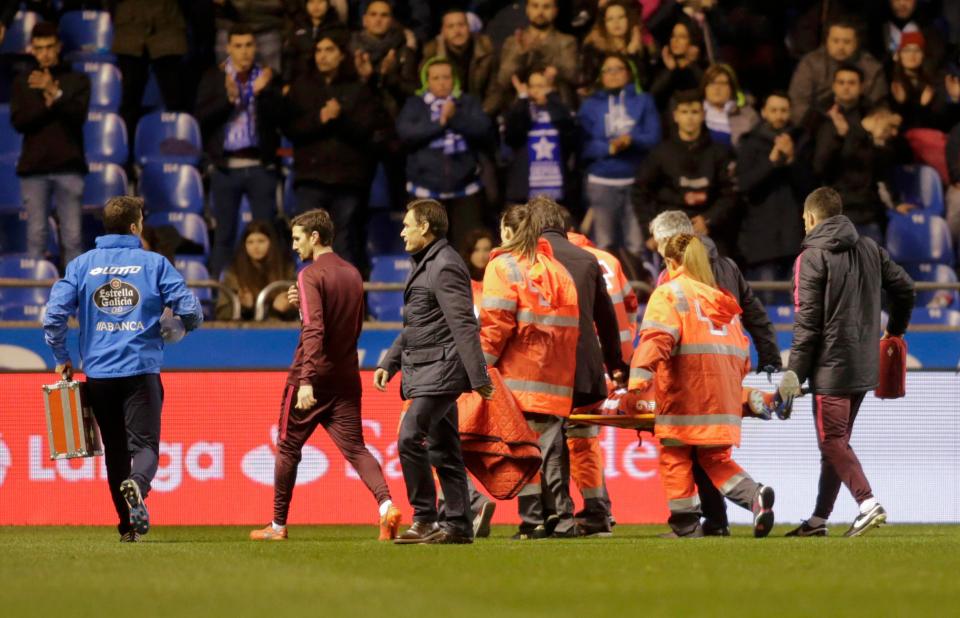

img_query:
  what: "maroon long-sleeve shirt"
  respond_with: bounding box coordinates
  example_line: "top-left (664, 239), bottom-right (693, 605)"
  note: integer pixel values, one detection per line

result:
top-left (287, 252), bottom-right (364, 394)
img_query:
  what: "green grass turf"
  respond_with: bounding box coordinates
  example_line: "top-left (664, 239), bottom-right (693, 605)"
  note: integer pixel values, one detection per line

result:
top-left (1, 525), bottom-right (958, 618)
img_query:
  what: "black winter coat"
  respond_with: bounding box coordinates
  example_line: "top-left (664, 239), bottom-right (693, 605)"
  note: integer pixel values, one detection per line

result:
top-left (283, 69), bottom-right (378, 188)
top-left (381, 239), bottom-right (491, 398)
top-left (542, 229), bottom-right (626, 401)
top-left (736, 123), bottom-right (806, 265)
top-left (194, 65), bottom-right (284, 169)
top-left (10, 62), bottom-right (90, 177)
top-left (789, 215), bottom-right (914, 394)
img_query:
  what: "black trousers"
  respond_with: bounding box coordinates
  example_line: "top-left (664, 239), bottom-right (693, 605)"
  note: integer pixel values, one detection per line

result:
top-left (694, 456), bottom-right (728, 529)
top-left (397, 394), bottom-right (472, 536)
top-left (86, 374), bottom-right (164, 533)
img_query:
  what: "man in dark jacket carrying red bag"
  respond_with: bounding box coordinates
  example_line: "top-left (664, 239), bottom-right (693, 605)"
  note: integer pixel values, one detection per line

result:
top-left (780, 187), bottom-right (914, 538)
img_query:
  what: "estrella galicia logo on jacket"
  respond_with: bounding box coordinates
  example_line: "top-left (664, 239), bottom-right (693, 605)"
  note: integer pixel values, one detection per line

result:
top-left (93, 278), bottom-right (141, 316)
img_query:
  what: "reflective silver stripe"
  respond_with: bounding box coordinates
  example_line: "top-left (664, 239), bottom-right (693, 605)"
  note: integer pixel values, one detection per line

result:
top-left (619, 329), bottom-right (633, 342)
top-left (518, 482), bottom-right (542, 497)
top-left (640, 320), bottom-right (679, 339)
top-left (675, 343), bottom-right (749, 359)
top-left (501, 254), bottom-right (524, 283)
top-left (656, 414), bottom-right (742, 428)
top-left (567, 424), bottom-right (600, 438)
top-left (668, 281), bottom-right (689, 312)
top-left (720, 472), bottom-right (749, 495)
top-left (483, 352), bottom-right (499, 366)
top-left (668, 496), bottom-right (701, 512)
top-left (503, 378), bottom-right (573, 398)
top-left (629, 368), bottom-right (653, 381)
top-left (582, 487), bottom-right (605, 499)
top-left (609, 291), bottom-right (624, 304)
top-left (481, 297), bottom-right (517, 312)
top-left (516, 310), bottom-right (579, 328)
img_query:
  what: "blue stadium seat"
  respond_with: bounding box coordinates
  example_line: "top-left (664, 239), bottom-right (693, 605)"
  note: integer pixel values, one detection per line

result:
top-left (0, 302), bottom-right (47, 321)
top-left (84, 111), bottom-right (128, 165)
top-left (134, 111), bottom-right (202, 166)
top-left (174, 255), bottom-right (207, 272)
top-left (766, 305), bottom-right (795, 324)
top-left (0, 256), bottom-right (59, 317)
top-left (0, 163), bottom-right (21, 211)
top-left (175, 259), bottom-right (214, 318)
top-left (0, 213), bottom-right (58, 256)
top-left (906, 263), bottom-right (960, 309)
top-left (909, 307), bottom-right (960, 326)
top-left (146, 212), bottom-right (209, 255)
top-left (0, 10), bottom-right (39, 55)
top-left (59, 11), bottom-right (114, 61)
top-left (893, 164), bottom-right (944, 217)
top-left (366, 210), bottom-right (405, 256)
top-left (367, 254), bottom-right (410, 321)
top-left (139, 163), bottom-right (203, 214)
top-left (74, 61), bottom-right (122, 112)
top-left (82, 162), bottom-right (127, 209)
top-left (0, 105), bottom-right (22, 165)
top-left (81, 209), bottom-right (104, 248)
top-left (885, 212), bottom-right (954, 266)
top-left (282, 173), bottom-right (296, 217)
top-left (368, 163), bottom-right (392, 210)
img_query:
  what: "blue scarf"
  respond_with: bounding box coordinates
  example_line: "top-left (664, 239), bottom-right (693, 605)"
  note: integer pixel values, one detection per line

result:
top-left (527, 105), bottom-right (563, 199)
top-left (223, 57), bottom-right (262, 153)
top-left (424, 92), bottom-right (468, 155)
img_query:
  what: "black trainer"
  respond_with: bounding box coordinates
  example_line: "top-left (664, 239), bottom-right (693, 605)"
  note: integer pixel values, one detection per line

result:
top-left (120, 479), bottom-right (150, 535)
top-left (752, 484), bottom-right (775, 538)
top-left (702, 523), bottom-right (731, 537)
top-left (844, 504), bottom-right (887, 537)
top-left (785, 520), bottom-right (828, 537)
top-left (510, 525), bottom-right (549, 540)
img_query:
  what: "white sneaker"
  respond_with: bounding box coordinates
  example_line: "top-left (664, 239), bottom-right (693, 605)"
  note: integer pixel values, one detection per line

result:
top-left (843, 503), bottom-right (887, 537)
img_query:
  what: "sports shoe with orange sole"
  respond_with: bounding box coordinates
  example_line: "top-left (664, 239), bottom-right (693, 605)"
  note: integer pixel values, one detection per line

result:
top-left (378, 505), bottom-right (402, 541)
top-left (249, 524), bottom-right (288, 541)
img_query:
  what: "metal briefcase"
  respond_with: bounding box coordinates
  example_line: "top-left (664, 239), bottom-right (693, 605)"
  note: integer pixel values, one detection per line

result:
top-left (41, 380), bottom-right (103, 459)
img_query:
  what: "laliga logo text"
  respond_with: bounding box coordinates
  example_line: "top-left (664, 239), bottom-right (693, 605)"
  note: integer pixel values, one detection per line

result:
top-left (242, 426), bottom-right (328, 486)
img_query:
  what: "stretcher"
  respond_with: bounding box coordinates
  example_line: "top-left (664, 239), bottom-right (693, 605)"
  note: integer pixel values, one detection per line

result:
top-left (569, 413), bottom-right (656, 430)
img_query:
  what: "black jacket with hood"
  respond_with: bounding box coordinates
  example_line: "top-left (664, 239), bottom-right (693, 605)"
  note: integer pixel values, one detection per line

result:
top-left (789, 215), bottom-right (914, 394)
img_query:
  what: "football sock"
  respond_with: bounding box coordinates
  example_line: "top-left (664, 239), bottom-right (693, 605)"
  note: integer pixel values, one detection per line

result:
top-left (378, 500), bottom-right (393, 518)
top-left (807, 516), bottom-right (826, 528)
top-left (271, 521), bottom-right (285, 531)
top-left (859, 497), bottom-right (878, 514)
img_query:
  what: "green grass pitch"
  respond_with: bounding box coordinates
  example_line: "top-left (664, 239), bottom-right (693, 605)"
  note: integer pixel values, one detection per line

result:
top-left (2, 525), bottom-right (958, 617)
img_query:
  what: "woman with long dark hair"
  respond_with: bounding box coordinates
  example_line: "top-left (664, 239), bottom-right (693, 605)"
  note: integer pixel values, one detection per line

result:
top-left (215, 220), bottom-right (296, 320)
top-left (579, 0), bottom-right (653, 93)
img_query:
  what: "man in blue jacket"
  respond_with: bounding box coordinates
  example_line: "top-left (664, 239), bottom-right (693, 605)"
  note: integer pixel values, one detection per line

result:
top-left (43, 196), bottom-right (203, 542)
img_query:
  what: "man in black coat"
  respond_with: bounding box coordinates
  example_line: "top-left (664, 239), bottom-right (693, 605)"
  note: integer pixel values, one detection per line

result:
top-left (531, 196), bottom-right (627, 538)
top-left (781, 187), bottom-right (914, 538)
top-left (375, 198), bottom-right (493, 545)
top-left (195, 24), bottom-right (284, 277)
top-left (649, 209), bottom-right (781, 536)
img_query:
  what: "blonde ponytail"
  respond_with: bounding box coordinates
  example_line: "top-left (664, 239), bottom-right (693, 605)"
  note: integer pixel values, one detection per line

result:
top-left (663, 234), bottom-right (717, 288)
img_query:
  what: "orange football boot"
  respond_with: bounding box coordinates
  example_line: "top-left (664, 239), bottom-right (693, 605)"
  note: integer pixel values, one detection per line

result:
top-left (378, 505), bottom-right (402, 541)
top-left (249, 524), bottom-right (288, 541)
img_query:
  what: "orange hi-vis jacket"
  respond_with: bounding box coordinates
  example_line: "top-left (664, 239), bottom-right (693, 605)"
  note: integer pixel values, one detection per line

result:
top-left (567, 233), bottom-right (639, 364)
top-left (628, 268), bottom-right (751, 446)
top-left (480, 238), bottom-right (580, 416)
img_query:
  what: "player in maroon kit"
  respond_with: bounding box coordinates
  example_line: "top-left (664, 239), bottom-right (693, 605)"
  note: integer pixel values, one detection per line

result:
top-left (250, 209), bottom-right (401, 541)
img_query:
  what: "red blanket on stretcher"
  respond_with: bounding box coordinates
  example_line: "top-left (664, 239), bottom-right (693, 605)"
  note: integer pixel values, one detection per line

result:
top-left (457, 368), bottom-right (542, 500)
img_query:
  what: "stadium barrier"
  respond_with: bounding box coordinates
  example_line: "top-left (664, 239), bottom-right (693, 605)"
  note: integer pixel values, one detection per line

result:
top-left (0, 371), bottom-right (957, 525)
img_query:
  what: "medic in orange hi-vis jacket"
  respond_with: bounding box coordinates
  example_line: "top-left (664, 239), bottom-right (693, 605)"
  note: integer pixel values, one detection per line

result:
top-left (479, 203), bottom-right (580, 540)
top-left (564, 226), bottom-right (639, 534)
top-left (628, 233), bottom-right (777, 539)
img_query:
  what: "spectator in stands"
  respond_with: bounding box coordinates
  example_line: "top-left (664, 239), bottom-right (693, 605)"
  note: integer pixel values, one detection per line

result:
top-left (578, 0), bottom-right (652, 94)
top-left (870, 0), bottom-right (946, 72)
top-left (10, 22), bottom-right (89, 267)
top-left (196, 24), bottom-right (285, 277)
top-left (422, 9), bottom-right (498, 115)
top-left (701, 63), bottom-right (759, 149)
top-left (788, 17), bottom-right (887, 127)
top-left (736, 91), bottom-right (806, 303)
top-left (396, 57), bottom-right (492, 251)
top-left (215, 220), bottom-right (296, 320)
top-left (281, 0), bottom-right (347, 87)
top-left (112, 0), bottom-right (189, 142)
top-left (459, 228), bottom-right (494, 287)
top-left (214, 0), bottom-right (290, 73)
top-left (579, 53), bottom-right (660, 260)
top-left (503, 62), bottom-right (577, 205)
top-left (649, 20), bottom-right (705, 110)
top-left (889, 32), bottom-right (952, 131)
top-left (634, 89), bottom-right (735, 253)
top-left (941, 120), bottom-right (960, 244)
top-left (814, 90), bottom-right (912, 245)
top-left (351, 0), bottom-right (418, 118)
top-left (284, 31), bottom-right (379, 267)
top-left (490, 0), bottom-right (579, 113)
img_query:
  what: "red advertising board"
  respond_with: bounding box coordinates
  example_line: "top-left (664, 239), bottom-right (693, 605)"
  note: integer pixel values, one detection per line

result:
top-left (0, 372), bottom-right (669, 525)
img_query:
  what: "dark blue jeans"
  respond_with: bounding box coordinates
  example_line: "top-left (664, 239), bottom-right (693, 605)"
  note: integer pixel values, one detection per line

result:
top-left (295, 182), bottom-right (364, 267)
top-left (210, 165), bottom-right (278, 277)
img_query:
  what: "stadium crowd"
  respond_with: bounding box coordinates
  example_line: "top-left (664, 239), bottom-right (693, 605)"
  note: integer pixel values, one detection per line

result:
top-left (3, 0), bottom-right (960, 320)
